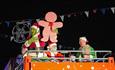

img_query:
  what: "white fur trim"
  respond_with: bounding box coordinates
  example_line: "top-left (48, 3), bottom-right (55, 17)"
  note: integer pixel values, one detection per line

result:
top-left (50, 52), bottom-right (55, 56)
top-left (35, 41), bottom-right (40, 48)
top-left (49, 43), bottom-right (57, 47)
top-left (24, 41), bottom-right (30, 47)
top-left (31, 25), bottom-right (38, 29)
top-left (37, 52), bottom-right (44, 58)
top-left (31, 25), bottom-right (40, 32)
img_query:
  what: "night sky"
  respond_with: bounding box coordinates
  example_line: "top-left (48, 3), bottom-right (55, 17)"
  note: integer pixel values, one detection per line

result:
top-left (0, 0), bottom-right (115, 69)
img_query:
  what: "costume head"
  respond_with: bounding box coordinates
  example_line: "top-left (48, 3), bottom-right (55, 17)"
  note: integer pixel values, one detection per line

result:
top-left (31, 23), bottom-right (40, 36)
top-left (45, 11), bottom-right (57, 22)
top-left (38, 11), bottom-right (63, 42)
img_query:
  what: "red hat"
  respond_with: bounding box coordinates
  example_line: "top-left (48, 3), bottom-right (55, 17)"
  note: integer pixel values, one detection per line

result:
top-left (49, 42), bottom-right (57, 47)
top-left (31, 23), bottom-right (40, 32)
top-left (47, 42), bottom-right (57, 51)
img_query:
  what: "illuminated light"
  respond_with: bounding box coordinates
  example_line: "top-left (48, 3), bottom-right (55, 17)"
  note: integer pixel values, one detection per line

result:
top-left (80, 65), bottom-right (82, 67)
top-left (33, 64), bottom-right (35, 67)
top-left (31, 68), bottom-right (33, 70)
top-left (67, 65), bottom-right (70, 69)
top-left (105, 68), bottom-right (108, 70)
top-left (102, 65), bottom-right (105, 67)
top-left (57, 62), bottom-right (59, 64)
top-left (62, 68), bottom-right (64, 70)
top-left (91, 66), bottom-right (94, 70)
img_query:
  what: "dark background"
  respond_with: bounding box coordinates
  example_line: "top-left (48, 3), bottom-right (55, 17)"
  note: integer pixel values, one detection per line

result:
top-left (0, 0), bottom-right (115, 69)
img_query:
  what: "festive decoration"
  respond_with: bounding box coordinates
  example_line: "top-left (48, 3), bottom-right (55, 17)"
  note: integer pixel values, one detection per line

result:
top-left (5, 21), bottom-right (10, 28)
top-left (36, 19), bottom-right (40, 22)
top-left (60, 15), bottom-right (64, 21)
top-left (38, 11), bottom-right (63, 42)
top-left (93, 9), bottom-right (97, 13)
top-left (1, 7), bottom-right (115, 26)
top-left (100, 8), bottom-right (106, 15)
top-left (67, 14), bottom-right (71, 18)
top-left (111, 7), bottom-right (115, 14)
top-left (21, 23), bottom-right (45, 55)
top-left (12, 21), bottom-right (31, 43)
top-left (45, 42), bottom-right (64, 62)
top-left (84, 11), bottom-right (89, 17)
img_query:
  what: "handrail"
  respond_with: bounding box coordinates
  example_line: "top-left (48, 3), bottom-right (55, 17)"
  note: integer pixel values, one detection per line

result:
top-left (32, 57), bottom-right (108, 60)
top-left (31, 57), bottom-right (108, 62)
top-left (26, 50), bottom-right (112, 53)
top-left (23, 50), bottom-right (112, 62)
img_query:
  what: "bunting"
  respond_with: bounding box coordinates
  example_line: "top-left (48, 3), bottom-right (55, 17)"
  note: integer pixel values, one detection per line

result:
top-left (67, 14), bottom-right (71, 18)
top-left (93, 9), bottom-right (97, 13)
top-left (111, 7), bottom-right (115, 14)
top-left (5, 21), bottom-right (10, 28)
top-left (36, 19), bottom-right (40, 22)
top-left (100, 8), bottom-right (106, 15)
top-left (60, 15), bottom-right (64, 21)
top-left (2, 6), bottom-right (115, 24)
top-left (84, 11), bottom-right (89, 17)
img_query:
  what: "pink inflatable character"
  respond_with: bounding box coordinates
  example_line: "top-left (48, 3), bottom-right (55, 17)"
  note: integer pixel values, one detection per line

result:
top-left (38, 11), bottom-right (63, 42)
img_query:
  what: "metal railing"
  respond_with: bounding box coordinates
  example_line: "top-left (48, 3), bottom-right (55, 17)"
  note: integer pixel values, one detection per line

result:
top-left (26, 50), bottom-right (112, 53)
top-left (15, 50), bottom-right (112, 70)
top-left (23, 50), bottom-right (112, 62)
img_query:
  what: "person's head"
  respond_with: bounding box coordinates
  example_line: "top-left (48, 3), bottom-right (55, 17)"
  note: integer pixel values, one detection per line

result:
top-left (47, 43), bottom-right (57, 51)
top-left (31, 23), bottom-right (40, 36)
top-left (79, 37), bottom-right (88, 47)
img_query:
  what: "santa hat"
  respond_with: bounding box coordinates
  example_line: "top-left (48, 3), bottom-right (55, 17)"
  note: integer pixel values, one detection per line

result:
top-left (79, 37), bottom-right (88, 42)
top-left (31, 23), bottom-right (40, 32)
top-left (49, 42), bottom-right (57, 47)
top-left (47, 42), bottom-right (57, 50)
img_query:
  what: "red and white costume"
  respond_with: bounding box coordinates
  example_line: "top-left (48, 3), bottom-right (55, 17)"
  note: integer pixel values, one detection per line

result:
top-left (22, 23), bottom-right (45, 55)
top-left (45, 43), bottom-right (64, 62)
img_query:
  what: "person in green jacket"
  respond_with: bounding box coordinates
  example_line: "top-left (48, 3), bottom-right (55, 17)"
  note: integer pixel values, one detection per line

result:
top-left (76, 37), bottom-right (97, 62)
